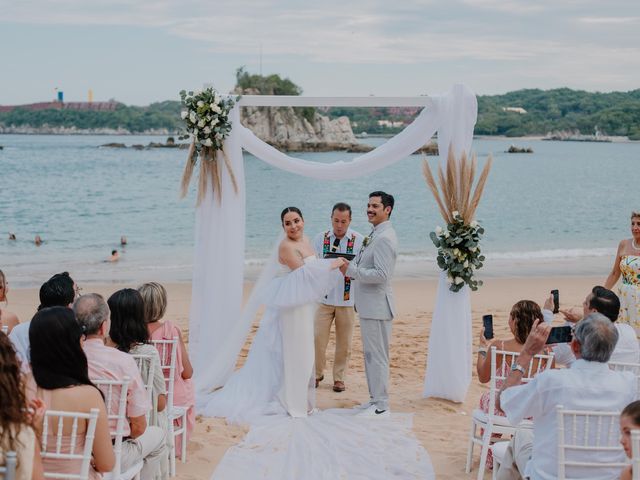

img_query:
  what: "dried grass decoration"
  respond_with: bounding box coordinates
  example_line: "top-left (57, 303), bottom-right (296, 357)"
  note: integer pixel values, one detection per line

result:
top-left (179, 88), bottom-right (240, 204)
top-left (422, 149), bottom-right (493, 292)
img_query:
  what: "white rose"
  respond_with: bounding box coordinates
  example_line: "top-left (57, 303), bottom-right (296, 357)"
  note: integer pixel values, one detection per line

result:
top-left (197, 100), bottom-right (204, 107)
top-left (211, 105), bottom-right (222, 114)
top-left (194, 88), bottom-right (202, 95)
top-left (189, 112), bottom-right (196, 123)
top-left (215, 133), bottom-right (222, 139)
top-left (454, 277), bottom-right (464, 285)
top-left (470, 220), bottom-right (478, 228)
top-left (470, 246), bottom-right (477, 252)
top-left (463, 260), bottom-right (469, 268)
top-left (453, 248), bottom-right (460, 256)
top-left (198, 120), bottom-right (205, 128)
top-left (214, 93), bottom-right (220, 104)
top-left (194, 128), bottom-right (199, 136)
top-left (203, 126), bottom-right (211, 134)
top-left (203, 138), bottom-right (213, 147)
top-left (435, 226), bottom-right (443, 235)
top-left (452, 210), bottom-right (460, 218)
top-left (180, 111), bottom-right (188, 120)
top-left (444, 230), bottom-right (450, 238)
top-left (211, 118), bottom-right (219, 126)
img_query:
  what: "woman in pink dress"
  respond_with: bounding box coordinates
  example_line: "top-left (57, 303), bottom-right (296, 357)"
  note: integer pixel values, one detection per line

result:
top-left (139, 282), bottom-right (194, 457)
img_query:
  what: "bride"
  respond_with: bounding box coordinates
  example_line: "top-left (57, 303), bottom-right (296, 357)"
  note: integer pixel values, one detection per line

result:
top-left (200, 206), bottom-right (347, 423)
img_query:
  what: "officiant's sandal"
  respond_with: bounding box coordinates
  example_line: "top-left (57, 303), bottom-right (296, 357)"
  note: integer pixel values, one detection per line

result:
top-left (333, 381), bottom-right (345, 392)
top-left (315, 375), bottom-right (324, 388)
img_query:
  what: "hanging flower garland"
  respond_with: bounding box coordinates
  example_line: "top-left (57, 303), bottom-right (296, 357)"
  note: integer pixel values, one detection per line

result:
top-left (423, 148), bottom-right (492, 292)
top-left (179, 87), bottom-right (240, 204)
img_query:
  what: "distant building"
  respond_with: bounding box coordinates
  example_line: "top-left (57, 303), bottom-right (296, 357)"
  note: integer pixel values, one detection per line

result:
top-left (0, 101), bottom-right (119, 113)
top-left (502, 107), bottom-right (527, 114)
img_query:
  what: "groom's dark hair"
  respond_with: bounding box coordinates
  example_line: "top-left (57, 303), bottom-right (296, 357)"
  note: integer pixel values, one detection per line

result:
top-left (369, 191), bottom-right (394, 217)
top-left (332, 202), bottom-right (352, 217)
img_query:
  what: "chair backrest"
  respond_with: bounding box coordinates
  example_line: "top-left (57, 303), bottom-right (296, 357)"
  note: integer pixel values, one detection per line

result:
top-left (556, 405), bottom-right (627, 479)
top-left (0, 451), bottom-right (17, 480)
top-left (632, 429), bottom-right (640, 480)
top-left (0, 325), bottom-right (8, 335)
top-left (130, 353), bottom-right (156, 423)
top-left (92, 377), bottom-right (130, 476)
top-left (40, 408), bottom-right (99, 480)
top-left (150, 338), bottom-right (178, 411)
top-left (609, 360), bottom-right (640, 399)
top-left (486, 347), bottom-right (554, 421)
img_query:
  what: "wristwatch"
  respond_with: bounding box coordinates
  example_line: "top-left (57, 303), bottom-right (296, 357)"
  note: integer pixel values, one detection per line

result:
top-left (510, 362), bottom-right (526, 375)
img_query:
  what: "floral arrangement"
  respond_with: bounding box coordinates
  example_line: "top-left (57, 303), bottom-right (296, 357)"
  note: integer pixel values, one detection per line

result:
top-left (422, 149), bottom-right (492, 292)
top-left (178, 87), bottom-right (240, 204)
top-left (430, 212), bottom-right (485, 292)
top-left (179, 88), bottom-right (237, 152)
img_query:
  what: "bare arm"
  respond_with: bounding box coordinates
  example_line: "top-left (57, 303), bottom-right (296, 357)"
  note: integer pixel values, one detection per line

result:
top-left (476, 333), bottom-right (500, 384)
top-left (279, 241), bottom-right (305, 270)
top-left (31, 440), bottom-right (45, 480)
top-left (89, 390), bottom-right (116, 472)
top-left (129, 414), bottom-right (147, 439)
top-left (157, 393), bottom-right (167, 412)
top-left (177, 329), bottom-right (193, 380)
top-left (604, 240), bottom-right (625, 289)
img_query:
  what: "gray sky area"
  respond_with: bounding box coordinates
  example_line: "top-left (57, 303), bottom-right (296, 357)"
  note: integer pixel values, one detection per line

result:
top-left (1, 0), bottom-right (638, 105)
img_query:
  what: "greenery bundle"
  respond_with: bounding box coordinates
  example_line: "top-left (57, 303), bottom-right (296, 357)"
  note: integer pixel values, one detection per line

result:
top-left (423, 149), bottom-right (492, 292)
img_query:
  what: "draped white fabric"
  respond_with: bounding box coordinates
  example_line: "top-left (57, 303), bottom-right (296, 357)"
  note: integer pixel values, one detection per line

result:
top-left (190, 84), bottom-right (477, 403)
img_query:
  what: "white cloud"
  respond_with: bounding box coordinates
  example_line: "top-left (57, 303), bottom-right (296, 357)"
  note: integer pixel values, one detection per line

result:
top-left (578, 16), bottom-right (640, 25)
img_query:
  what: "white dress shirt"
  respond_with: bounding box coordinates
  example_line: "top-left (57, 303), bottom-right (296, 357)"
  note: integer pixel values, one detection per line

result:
top-left (501, 359), bottom-right (635, 480)
top-left (8, 321), bottom-right (31, 369)
top-left (543, 310), bottom-right (640, 366)
top-left (313, 228), bottom-right (364, 307)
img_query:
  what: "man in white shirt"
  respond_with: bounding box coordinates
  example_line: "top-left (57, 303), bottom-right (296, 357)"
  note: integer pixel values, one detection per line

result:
top-left (313, 202), bottom-right (364, 392)
top-left (543, 285), bottom-right (639, 366)
top-left (496, 313), bottom-right (636, 480)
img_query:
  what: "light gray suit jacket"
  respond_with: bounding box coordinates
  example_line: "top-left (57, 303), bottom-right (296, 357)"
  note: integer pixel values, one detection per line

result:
top-left (346, 221), bottom-right (397, 320)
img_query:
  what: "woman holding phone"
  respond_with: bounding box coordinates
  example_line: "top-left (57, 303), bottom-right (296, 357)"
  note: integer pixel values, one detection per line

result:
top-left (475, 300), bottom-right (543, 468)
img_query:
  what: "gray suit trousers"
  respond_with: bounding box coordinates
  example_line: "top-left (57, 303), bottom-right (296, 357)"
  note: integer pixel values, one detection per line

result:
top-left (360, 317), bottom-right (392, 411)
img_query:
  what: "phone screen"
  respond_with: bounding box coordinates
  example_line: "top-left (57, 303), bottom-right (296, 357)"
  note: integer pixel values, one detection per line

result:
top-left (546, 325), bottom-right (572, 344)
top-left (482, 314), bottom-right (494, 340)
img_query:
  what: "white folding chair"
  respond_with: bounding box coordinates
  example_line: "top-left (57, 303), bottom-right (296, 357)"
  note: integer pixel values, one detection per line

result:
top-left (609, 360), bottom-right (640, 399)
top-left (556, 405), bottom-right (627, 479)
top-left (92, 377), bottom-right (143, 480)
top-left (131, 354), bottom-right (156, 424)
top-left (40, 408), bottom-right (99, 480)
top-left (0, 451), bottom-right (17, 480)
top-left (631, 429), bottom-right (640, 480)
top-left (151, 338), bottom-right (187, 476)
top-left (465, 347), bottom-right (554, 480)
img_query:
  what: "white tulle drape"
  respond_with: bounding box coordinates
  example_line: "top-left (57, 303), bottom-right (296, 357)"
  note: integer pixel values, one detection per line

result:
top-left (189, 84), bottom-right (477, 403)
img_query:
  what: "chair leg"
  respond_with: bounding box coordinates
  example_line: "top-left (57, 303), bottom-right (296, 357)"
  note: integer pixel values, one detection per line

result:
top-left (169, 438), bottom-right (176, 477)
top-left (181, 415), bottom-right (187, 463)
top-left (465, 420), bottom-right (478, 474)
top-left (477, 427), bottom-right (492, 480)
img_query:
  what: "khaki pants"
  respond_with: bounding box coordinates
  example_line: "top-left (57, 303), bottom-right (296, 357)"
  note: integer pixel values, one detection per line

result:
top-left (496, 428), bottom-right (534, 480)
top-left (120, 425), bottom-right (167, 479)
top-left (314, 304), bottom-right (355, 383)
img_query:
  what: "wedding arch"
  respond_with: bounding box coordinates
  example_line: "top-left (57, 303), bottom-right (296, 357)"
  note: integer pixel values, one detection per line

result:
top-left (188, 84), bottom-right (478, 405)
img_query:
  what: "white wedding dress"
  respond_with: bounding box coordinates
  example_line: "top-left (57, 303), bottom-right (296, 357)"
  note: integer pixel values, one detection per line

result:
top-left (200, 253), bottom-right (435, 479)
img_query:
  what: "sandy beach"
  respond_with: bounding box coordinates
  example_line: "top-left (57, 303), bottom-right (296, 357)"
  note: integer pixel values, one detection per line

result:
top-left (5, 273), bottom-right (608, 479)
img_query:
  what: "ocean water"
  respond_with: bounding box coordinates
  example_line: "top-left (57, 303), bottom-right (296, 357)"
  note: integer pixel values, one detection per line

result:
top-left (0, 134), bottom-right (638, 287)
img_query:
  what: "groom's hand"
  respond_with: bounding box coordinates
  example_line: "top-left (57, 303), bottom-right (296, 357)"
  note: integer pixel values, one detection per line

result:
top-left (339, 259), bottom-right (350, 276)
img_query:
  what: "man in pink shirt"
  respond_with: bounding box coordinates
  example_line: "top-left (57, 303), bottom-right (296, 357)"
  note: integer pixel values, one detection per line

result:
top-left (75, 293), bottom-right (167, 478)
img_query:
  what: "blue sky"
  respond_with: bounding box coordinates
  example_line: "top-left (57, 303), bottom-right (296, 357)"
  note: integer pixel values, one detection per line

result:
top-left (0, 0), bottom-right (638, 105)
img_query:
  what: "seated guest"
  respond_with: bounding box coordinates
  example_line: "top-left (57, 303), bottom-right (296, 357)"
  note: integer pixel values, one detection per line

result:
top-left (107, 288), bottom-right (168, 479)
top-left (543, 286), bottom-right (638, 366)
top-left (0, 332), bottom-right (45, 480)
top-left (477, 300), bottom-right (542, 468)
top-left (496, 313), bottom-right (636, 480)
top-left (29, 307), bottom-right (114, 478)
top-left (138, 282), bottom-right (194, 455)
top-left (9, 272), bottom-right (77, 368)
top-left (0, 269), bottom-right (20, 333)
top-left (74, 294), bottom-right (166, 479)
top-left (620, 400), bottom-right (640, 480)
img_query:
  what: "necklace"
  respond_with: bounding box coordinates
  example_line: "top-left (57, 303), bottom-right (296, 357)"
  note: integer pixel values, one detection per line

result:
top-left (633, 239), bottom-right (640, 250)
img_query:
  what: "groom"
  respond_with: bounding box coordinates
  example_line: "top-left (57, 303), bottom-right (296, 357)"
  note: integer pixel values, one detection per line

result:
top-left (341, 191), bottom-right (398, 417)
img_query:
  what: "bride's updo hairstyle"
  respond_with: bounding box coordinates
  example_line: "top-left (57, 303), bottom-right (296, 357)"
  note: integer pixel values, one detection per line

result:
top-left (509, 300), bottom-right (543, 344)
top-left (280, 207), bottom-right (303, 225)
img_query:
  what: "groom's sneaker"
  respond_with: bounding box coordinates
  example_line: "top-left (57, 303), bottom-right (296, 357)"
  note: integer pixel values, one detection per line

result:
top-left (357, 405), bottom-right (390, 418)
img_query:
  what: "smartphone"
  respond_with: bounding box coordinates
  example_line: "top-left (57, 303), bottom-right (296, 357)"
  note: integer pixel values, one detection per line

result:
top-left (545, 325), bottom-right (572, 344)
top-left (482, 314), bottom-right (494, 340)
top-left (551, 289), bottom-right (560, 314)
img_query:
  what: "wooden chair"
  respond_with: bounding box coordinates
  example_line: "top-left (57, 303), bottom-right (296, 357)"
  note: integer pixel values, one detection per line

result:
top-left (150, 338), bottom-right (187, 476)
top-left (92, 377), bottom-right (143, 480)
top-left (40, 408), bottom-right (99, 480)
top-left (465, 347), bottom-right (554, 480)
top-left (556, 405), bottom-right (627, 479)
top-left (0, 451), bottom-right (17, 480)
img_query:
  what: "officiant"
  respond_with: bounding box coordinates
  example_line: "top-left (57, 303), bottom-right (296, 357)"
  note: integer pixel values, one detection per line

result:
top-left (313, 202), bottom-right (364, 392)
